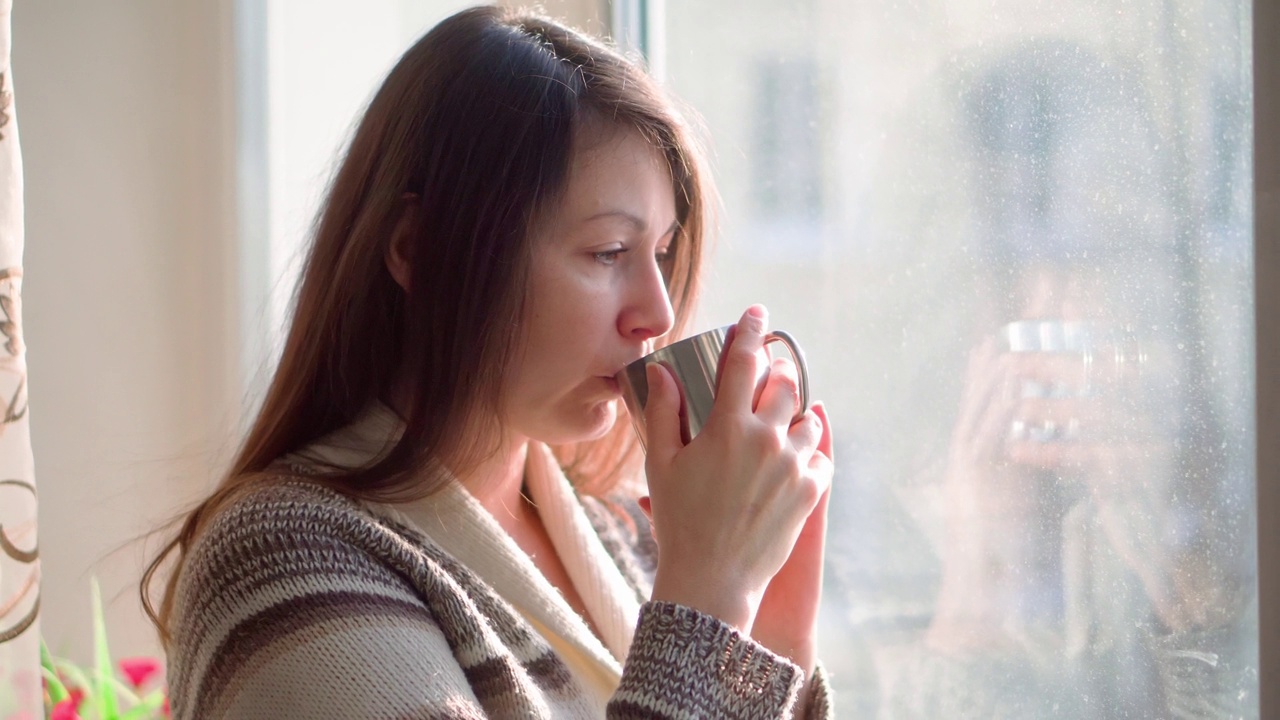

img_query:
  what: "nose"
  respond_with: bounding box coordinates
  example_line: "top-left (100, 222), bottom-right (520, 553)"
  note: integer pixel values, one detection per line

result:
top-left (618, 256), bottom-right (675, 342)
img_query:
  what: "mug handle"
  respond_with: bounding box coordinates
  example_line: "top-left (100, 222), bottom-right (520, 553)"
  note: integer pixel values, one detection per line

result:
top-left (764, 330), bottom-right (810, 423)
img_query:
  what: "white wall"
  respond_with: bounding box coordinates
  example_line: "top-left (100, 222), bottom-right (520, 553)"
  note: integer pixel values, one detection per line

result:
top-left (13, 0), bottom-right (240, 662)
top-left (10, 0), bottom-right (607, 670)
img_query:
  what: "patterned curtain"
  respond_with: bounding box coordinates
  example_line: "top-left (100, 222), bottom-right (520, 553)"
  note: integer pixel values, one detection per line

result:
top-left (0, 0), bottom-right (40, 716)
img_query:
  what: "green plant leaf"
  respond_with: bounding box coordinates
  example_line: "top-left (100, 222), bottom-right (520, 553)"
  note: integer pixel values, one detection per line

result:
top-left (53, 658), bottom-right (92, 698)
top-left (92, 578), bottom-right (121, 720)
top-left (119, 691), bottom-right (165, 720)
top-left (97, 674), bottom-right (142, 706)
top-left (40, 666), bottom-right (69, 705)
top-left (41, 640), bottom-right (69, 704)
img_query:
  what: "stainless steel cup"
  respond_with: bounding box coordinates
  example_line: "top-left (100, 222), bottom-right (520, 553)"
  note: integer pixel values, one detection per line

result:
top-left (999, 318), bottom-right (1149, 445)
top-left (615, 324), bottom-right (810, 450)
top-left (1001, 319), bottom-right (1092, 443)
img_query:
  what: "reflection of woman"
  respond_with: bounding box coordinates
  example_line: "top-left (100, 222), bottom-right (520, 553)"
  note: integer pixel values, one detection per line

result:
top-left (884, 41), bottom-right (1253, 718)
top-left (142, 8), bottom-right (836, 718)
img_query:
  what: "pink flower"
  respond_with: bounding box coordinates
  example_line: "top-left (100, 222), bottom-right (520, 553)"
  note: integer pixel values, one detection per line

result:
top-left (119, 656), bottom-right (162, 689)
top-left (49, 699), bottom-right (81, 720)
top-left (67, 688), bottom-right (85, 708)
top-left (163, 695), bottom-right (172, 717)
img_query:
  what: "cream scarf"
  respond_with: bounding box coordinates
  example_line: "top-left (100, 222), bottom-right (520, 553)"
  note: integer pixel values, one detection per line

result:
top-left (287, 404), bottom-right (643, 713)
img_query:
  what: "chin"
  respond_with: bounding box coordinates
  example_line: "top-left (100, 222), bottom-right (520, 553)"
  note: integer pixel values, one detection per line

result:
top-left (539, 399), bottom-right (619, 445)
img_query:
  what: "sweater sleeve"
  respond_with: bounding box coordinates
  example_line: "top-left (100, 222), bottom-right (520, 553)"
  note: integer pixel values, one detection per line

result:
top-left (184, 610), bottom-right (489, 720)
top-left (608, 602), bottom-right (834, 720)
top-left (166, 486), bottom-right (490, 720)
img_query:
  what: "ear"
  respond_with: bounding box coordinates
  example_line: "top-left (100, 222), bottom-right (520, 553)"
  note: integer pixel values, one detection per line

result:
top-left (385, 193), bottom-right (419, 292)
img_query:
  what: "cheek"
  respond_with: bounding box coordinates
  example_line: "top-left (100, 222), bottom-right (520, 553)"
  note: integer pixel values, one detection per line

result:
top-left (529, 265), bottom-right (616, 331)
top-left (516, 292), bottom-right (597, 385)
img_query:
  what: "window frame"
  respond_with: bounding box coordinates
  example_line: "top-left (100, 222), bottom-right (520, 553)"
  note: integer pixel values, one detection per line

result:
top-left (1254, 0), bottom-right (1277, 713)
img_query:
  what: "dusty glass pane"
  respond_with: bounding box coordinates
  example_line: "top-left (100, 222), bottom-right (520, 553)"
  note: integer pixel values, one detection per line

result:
top-left (664, 0), bottom-right (1257, 716)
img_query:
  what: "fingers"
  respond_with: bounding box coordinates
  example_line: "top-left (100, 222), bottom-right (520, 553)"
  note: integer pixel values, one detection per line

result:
top-left (956, 340), bottom-right (1097, 465)
top-left (790, 403), bottom-right (834, 505)
top-left (971, 388), bottom-right (1018, 461)
top-left (712, 305), bottom-right (769, 419)
top-left (636, 496), bottom-right (658, 543)
top-left (1003, 352), bottom-right (1090, 399)
top-left (642, 362), bottom-right (684, 466)
top-left (804, 403), bottom-right (834, 499)
top-left (787, 409), bottom-right (823, 463)
top-left (806, 452), bottom-right (835, 507)
top-left (757, 356), bottom-right (803, 427)
top-left (953, 338), bottom-right (1007, 443)
top-left (812, 401), bottom-right (834, 461)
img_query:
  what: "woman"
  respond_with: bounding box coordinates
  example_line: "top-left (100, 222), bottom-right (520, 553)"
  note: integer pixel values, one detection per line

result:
top-left (143, 6), bottom-right (836, 719)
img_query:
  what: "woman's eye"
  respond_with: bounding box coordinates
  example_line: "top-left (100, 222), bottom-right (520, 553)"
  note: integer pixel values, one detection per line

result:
top-left (656, 247), bottom-right (672, 263)
top-left (593, 248), bottom-right (627, 265)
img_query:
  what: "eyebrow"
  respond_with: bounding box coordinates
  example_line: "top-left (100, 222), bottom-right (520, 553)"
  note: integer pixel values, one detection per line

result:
top-left (584, 211), bottom-right (680, 237)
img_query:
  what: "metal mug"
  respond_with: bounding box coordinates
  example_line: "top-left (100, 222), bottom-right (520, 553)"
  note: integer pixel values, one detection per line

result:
top-left (1000, 318), bottom-right (1149, 445)
top-left (1001, 319), bottom-right (1092, 443)
top-left (615, 324), bottom-right (810, 451)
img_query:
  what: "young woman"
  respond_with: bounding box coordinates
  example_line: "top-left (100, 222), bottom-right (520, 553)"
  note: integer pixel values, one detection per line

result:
top-left (144, 6), bottom-right (835, 718)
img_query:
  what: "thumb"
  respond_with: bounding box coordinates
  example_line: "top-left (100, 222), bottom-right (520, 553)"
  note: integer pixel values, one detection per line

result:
top-left (642, 362), bottom-right (683, 467)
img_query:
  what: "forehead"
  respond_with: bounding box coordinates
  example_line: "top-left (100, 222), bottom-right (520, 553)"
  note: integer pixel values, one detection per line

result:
top-left (552, 123), bottom-right (675, 219)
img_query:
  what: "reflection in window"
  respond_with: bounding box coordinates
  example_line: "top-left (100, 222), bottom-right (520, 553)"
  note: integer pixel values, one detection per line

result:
top-left (663, 0), bottom-right (1255, 716)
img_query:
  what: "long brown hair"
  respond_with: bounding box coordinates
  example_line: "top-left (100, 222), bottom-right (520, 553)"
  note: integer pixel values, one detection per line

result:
top-left (142, 5), bottom-right (712, 643)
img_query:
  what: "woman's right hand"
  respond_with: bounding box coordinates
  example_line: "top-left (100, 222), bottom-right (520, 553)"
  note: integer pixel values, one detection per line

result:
top-left (928, 337), bottom-right (1067, 650)
top-left (643, 305), bottom-right (829, 633)
top-left (928, 334), bottom-right (1134, 648)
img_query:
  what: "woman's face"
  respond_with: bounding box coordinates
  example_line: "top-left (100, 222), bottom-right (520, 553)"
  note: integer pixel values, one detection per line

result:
top-left (502, 124), bottom-right (679, 445)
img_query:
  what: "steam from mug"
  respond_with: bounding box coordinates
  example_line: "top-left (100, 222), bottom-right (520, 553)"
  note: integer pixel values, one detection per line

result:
top-left (615, 324), bottom-right (810, 451)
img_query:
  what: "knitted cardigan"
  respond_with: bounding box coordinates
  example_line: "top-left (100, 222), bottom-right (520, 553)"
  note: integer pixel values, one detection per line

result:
top-left (167, 416), bottom-right (834, 719)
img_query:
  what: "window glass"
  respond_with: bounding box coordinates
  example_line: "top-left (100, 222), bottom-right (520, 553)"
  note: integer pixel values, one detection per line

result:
top-left (663, 0), bottom-right (1257, 716)
top-left (258, 0), bottom-right (478, 375)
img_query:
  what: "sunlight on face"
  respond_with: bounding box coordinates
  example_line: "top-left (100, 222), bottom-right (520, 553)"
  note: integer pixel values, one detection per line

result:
top-left (500, 124), bottom-right (679, 446)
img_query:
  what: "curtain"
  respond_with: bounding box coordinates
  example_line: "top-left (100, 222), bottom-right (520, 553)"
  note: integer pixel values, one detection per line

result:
top-left (0, 0), bottom-right (40, 716)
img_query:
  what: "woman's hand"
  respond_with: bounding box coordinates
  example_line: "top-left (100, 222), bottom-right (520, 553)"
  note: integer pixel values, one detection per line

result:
top-left (928, 335), bottom-right (1181, 649)
top-left (644, 305), bottom-right (830, 634)
top-left (749, 401), bottom-right (834, 680)
top-left (928, 338), bottom-right (1061, 650)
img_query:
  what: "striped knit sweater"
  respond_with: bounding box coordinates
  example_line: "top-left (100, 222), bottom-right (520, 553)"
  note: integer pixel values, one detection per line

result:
top-left (167, 414), bottom-right (835, 719)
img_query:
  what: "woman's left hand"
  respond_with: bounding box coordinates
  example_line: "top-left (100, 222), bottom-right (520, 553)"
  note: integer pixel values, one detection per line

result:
top-left (748, 401), bottom-right (834, 680)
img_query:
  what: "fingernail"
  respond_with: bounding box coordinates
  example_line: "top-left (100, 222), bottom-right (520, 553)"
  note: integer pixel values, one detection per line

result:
top-left (743, 305), bottom-right (767, 332)
top-left (645, 362), bottom-right (662, 389)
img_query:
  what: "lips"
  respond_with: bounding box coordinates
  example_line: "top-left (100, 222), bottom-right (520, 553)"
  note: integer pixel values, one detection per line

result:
top-left (602, 356), bottom-right (646, 395)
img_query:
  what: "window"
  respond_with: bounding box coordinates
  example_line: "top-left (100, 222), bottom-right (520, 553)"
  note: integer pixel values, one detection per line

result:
top-left (239, 0), bottom-right (488, 398)
top-left (659, 0), bottom-right (1257, 715)
top-left (248, 1), bottom-right (1263, 715)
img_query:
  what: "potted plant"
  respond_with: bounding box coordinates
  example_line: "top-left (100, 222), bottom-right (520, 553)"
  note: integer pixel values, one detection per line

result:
top-left (39, 581), bottom-right (166, 720)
